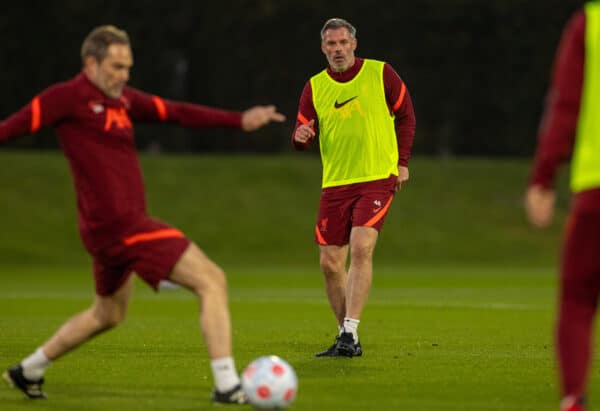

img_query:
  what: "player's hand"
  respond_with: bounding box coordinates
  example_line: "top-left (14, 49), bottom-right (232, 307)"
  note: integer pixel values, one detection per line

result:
top-left (241, 105), bottom-right (286, 131)
top-left (293, 119), bottom-right (315, 144)
top-left (395, 166), bottom-right (409, 191)
top-left (525, 184), bottom-right (556, 228)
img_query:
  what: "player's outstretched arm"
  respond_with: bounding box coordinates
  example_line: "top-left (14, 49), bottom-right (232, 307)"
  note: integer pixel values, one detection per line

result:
top-left (1, 83), bottom-right (74, 144)
top-left (0, 104), bottom-right (37, 144)
top-left (241, 105), bottom-right (286, 131)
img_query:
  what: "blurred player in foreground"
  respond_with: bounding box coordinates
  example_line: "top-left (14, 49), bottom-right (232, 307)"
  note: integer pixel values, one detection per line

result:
top-left (0, 25), bottom-right (285, 404)
top-left (526, 2), bottom-right (600, 410)
top-left (292, 18), bottom-right (415, 357)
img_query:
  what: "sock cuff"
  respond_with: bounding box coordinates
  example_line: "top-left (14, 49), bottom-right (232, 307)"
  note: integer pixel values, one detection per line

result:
top-left (22, 347), bottom-right (50, 368)
top-left (211, 357), bottom-right (235, 369)
top-left (210, 357), bottom-right (240, 393)
top-left (37, 348), bottom-right (50, 363)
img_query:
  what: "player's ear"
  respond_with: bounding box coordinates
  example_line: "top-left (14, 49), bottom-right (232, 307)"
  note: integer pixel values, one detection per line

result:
top-left (83, 55), bottom-right (99, 72)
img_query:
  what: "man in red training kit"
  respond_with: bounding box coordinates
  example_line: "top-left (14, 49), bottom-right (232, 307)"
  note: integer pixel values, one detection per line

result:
top-left (526, 2), bottom-right (600, 410)
top-left (0, 25), bottom-right (285, 405)
top-left (292, 18), bottom-right (415, 358)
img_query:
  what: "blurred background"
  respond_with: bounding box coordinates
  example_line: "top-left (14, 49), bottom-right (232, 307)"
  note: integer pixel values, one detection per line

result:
top-left (0, 5), bottom-right (590, 408)
top-left (0, 0), bottom-right (584, 156)
top-left (0, 0), bottom-right (582, 268)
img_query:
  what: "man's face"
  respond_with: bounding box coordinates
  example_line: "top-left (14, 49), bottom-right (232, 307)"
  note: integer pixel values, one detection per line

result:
top-left (321, 27), bottom-right (357, 72)
top-left (86, 44), bottom-right (133, 98)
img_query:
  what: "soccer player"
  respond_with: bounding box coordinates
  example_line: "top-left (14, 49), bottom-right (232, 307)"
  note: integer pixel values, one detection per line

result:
top-left (292, 18), bottom-right (416, 357)
top-left (525, 2), bottom-right (600, 410)
top-left (0, 25), bottom-right (285, 404)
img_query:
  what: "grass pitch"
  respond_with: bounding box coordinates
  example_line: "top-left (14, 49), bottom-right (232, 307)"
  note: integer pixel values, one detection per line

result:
top-left (0, 263), bottom-right (583, 411)
top-left (0, 151), bottom-right (581, 410)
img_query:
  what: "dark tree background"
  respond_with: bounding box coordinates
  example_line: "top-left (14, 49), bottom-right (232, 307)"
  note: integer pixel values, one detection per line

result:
top-left (0, 0), bottom-right (585, 156)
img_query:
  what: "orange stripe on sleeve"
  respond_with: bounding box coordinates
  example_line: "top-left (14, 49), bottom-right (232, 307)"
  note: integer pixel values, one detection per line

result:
top-left (123, 228), bottom-right (184, 246)
top-left (152, 96), bottom-right (168, 121)
top-left (297, 112), bottom-right (310, 125)
top-left (364, 195), bottom-right (394, 228)
top-left (315, 224), bottom-right (328, 245)
top-left (30, 97), bottom-right (41, 133)
top-left (392, 83), bottom-right (406, 112)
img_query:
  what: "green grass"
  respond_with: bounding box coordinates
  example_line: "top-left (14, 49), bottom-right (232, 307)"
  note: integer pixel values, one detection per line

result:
top-left (0, 151), bottom-right (581, 410)
top-left (0, 264), bottom-right (575, 411)
top-left (0, 151), bottom-right (568, 267)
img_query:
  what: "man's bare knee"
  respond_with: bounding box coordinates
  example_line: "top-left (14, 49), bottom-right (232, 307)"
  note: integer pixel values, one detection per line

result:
top-left (349, 227), bottom-right (378, 262)
top-left (350, 244), bottom-right (374, 264)
top-left (320, 258), bottom-right (337, 275)
top-left (91, 303), bottom-right (127, 329)
top-left (192, 265), bottom-right (227, 297)
top-left (320, 253), bottom-right (345, 277)
top-left (319, 245), bottom-right (348, 274)
top-left (170, 243), bottom-right (228, 297)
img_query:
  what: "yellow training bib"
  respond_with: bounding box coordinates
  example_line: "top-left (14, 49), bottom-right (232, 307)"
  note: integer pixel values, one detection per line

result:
top-left (571, 1), bottom-right (600, 192)
top-left (311, 59), bottom-right (398, 188)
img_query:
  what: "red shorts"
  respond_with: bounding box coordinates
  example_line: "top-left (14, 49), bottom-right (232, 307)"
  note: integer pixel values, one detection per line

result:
top-left (315, 175), bottom-right (397, 246)
top-left (89, 217), bottom-right (191, 296)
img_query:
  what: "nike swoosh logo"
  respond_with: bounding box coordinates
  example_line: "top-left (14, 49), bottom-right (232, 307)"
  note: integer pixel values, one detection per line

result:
top-left (334, 96), bottom-right (358, 109)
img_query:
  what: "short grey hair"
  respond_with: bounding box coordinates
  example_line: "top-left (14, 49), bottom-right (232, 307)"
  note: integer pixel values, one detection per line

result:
top-left (320, 18), bottom-right (356, 40)
top-left (81, 25), bottom-right (130, 63)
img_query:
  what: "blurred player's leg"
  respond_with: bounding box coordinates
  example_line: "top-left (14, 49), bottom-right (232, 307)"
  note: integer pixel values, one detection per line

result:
top-left (4, 276), bottom-right (134, 399)
top-left (167, 243), bottom-right (245, 404)
top-left (44, 276), bottom-right (134, 358)
top-left (557, 212), bottom-right (600, 411)
top-left (557, 299), bottom-right (594, 411)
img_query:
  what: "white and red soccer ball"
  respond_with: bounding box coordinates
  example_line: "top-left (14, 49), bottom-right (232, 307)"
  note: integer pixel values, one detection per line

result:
top-left (241, 356), bottom-right (298, 409)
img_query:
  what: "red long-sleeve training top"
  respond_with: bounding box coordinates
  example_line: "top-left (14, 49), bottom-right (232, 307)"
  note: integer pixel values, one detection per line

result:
top-left (529, 10), bottom-right (600, 212)
top-left (0, 73), bottom-right (242, 247)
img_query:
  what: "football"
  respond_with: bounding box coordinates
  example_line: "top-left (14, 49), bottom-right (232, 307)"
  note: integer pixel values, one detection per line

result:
top-left (241, 356), bottom-right (298, 409)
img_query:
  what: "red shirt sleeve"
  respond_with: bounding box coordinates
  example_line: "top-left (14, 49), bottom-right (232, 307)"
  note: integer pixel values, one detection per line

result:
top-left (0, 81), bottom-right (75, 143)
top-left (125, 87), bottom-right (242, 129)
top-left (529, 10), bottom-right (585, 188)
top-left (291, 81), bottom-right (318, 151)
top-left (383, 63), bottom-right (416, 167)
